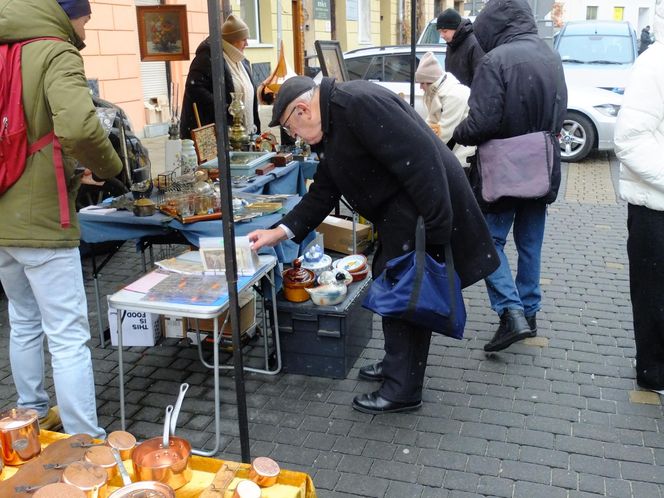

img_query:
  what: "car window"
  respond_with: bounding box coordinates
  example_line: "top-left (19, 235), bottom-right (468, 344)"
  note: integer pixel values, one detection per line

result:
top-left (419, 22), bottom-right (444, 44)
top-left (384, 55), bottom-right (415, 83)
top-left (558, 34), bottom-right (634, 64)
top-left (346, 56), bottom-right (372, 80)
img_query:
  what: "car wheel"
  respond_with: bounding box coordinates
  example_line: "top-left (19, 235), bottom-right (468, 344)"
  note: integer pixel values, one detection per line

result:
top-left (559, 112), bottom-right (596, 163)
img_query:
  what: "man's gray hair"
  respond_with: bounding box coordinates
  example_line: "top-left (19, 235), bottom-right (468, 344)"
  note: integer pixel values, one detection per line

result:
top-left (290, 87), bottom-right (316, 107)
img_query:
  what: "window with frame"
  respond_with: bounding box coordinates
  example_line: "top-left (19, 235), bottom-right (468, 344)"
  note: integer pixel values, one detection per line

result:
top-left (240, 0), bottom-right (260, 43)
top-left (586, 6), bottom-right (598, 20)
top-left (358, 0), bottom-right (371, 44)
top-left (613, 6), bottom-right (625, 21)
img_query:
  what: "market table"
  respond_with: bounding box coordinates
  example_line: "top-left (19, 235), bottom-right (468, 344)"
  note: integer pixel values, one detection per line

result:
top-left (79, 195), bottom-right (311, 347)
top-left (108, 255), bottom-right (280, 457)
top-left (0, 431), bottom-right (317, 497)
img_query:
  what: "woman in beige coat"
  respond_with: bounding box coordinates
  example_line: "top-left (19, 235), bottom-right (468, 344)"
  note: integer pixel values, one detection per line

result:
top-left (415, 52), bottom-right (475, 167)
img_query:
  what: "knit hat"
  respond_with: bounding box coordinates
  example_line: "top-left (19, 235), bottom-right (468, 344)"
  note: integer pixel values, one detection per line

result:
top-left (222, 15), bottom-right (250, 42)
top-left (415, 52), bottom-right (443, 83)
top-left (56, 0), bottom-right (91, 19)
top-left (436, 8), bottom-right (462, 30)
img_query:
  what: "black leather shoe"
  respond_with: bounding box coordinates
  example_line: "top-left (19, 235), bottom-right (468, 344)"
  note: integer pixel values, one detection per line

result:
top-left (352, 391), bottom-right (422, 414)
top-left (484, 309), bottom-right (532, 352)
top-left (526, 314), bottom-right (537, 337)
top-left (358, 361), bottom-right (384, 381)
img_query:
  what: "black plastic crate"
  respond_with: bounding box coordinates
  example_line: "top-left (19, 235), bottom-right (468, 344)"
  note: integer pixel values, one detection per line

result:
top-left (277, 278), bottom-right (373, 378)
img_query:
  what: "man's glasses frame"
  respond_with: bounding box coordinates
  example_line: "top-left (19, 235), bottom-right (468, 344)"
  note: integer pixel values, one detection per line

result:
top-left (281, 105), bottom-right (298, 137)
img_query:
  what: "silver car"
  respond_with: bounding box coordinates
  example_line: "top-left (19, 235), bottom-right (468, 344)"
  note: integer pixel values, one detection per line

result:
top-left (343, 44), bottom-right (621, 163)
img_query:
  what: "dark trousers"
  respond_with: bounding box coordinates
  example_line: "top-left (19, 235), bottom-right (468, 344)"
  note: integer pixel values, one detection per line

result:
top-left (627, 203), bottom-right (664, 389)
top-left (378, 317), bottom-right (432, 403)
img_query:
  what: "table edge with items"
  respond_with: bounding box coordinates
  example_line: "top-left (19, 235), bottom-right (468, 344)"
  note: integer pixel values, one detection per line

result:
top-left (0, 430), bottom-right (316, 498)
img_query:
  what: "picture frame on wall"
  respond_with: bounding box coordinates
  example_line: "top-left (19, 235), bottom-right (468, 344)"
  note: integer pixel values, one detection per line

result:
top-left (314, 40), bottom-right (349, 82)
top-left (136, 5), bottom-right (190, 62)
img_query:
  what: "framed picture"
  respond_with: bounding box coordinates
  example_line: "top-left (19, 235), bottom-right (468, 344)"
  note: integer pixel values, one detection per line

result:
top-left (136, 5), bottom-right (189, 62)
top-left (314, 40), bottom-right (349, 82)
top-left (191, 123), bottom-right (217, 164)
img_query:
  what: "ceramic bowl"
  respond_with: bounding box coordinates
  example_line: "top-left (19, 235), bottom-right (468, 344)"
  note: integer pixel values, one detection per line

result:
top-left (305, 284), bottom-right (347, 306)
top-left (333, 254), bottom-right (367, 274)
top-left (350, 266), bottom-right (370, 282)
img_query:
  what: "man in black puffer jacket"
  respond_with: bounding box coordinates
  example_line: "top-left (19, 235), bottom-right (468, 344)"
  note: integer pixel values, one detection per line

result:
top-left (436, 8), bottom-right (485, 87)
top-left (453, 0), bottom-right (567, 353)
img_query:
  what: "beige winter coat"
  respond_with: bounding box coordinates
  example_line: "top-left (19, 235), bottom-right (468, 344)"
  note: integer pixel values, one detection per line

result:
top-left (423, 73), bottom-right (475, 167)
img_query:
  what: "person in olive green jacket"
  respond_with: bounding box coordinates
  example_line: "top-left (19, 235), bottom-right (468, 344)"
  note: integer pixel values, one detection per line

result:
top-left (0, 0), bottom-right (122, 439)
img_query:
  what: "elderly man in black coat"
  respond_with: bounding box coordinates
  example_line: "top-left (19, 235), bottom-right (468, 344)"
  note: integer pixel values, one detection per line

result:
top-left (453, 0), bottom-right (567, 353)
top-left (248, 76), bottom-right (498, 414)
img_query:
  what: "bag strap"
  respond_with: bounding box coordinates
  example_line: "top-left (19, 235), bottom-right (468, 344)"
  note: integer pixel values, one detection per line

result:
top-left (408, 216), bottom-right (458, 327)
top-left (21, 37), bottom-right (70, 228)
top-left (550, 95), bottom-right (560, 134)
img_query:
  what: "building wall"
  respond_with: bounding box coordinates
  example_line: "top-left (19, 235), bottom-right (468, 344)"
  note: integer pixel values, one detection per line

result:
top-left (83, 0), bottom-right (401, 137)
top-left (555, 0), bottom-right (656, 30)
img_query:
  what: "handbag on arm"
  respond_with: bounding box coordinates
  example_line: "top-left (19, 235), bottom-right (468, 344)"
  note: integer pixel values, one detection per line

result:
top-left (476, 97), bottom-right (560, 203)
top-left (362, 217), bottom-right (466, 339)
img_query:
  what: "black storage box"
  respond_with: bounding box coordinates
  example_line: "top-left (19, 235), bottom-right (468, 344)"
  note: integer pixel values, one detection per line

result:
top-left (277, 278), bottom-right (373, 378)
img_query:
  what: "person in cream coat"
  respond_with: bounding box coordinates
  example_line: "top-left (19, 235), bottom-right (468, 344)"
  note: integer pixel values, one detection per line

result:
top-left (614, 0), bottom-right (664, 393)
top-left (415, 52), bottom-right (475, 168)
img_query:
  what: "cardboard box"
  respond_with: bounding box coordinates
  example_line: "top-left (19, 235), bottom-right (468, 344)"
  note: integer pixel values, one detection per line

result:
top-left (144, 95), bottom-right (171, 124)
top-left (186, 291), bottom-right (256, 336)
top-left (108, 307), bottom-right (162, 347)
top-left (163, 315), bottom-right (186, 339)
top-left (316, 215), bottom-right (371, 255)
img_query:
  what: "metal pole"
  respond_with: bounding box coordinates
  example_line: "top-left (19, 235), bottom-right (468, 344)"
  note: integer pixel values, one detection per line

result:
top-left (409, 0), bottom-right (416, 108)
top-left (207, 0), bottom-right (251, 463)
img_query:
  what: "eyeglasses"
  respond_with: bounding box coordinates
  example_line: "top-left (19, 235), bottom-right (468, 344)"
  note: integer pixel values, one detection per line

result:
top-left (281, 105), bottom-right (298, 137)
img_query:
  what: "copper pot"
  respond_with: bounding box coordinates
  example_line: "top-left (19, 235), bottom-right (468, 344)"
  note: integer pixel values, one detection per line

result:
top-left (0, 407), bottom-right (41, 465)
top-left (33, 482), bottom-right (87, 498)
top-left (107, 481), bottom-right (175, 498)
top-left (131, 406), bottom-right (191, 490)
top-left (249, 456), bottom-right (280, 487)
top-left (62, 461), bottom-right (108, 498)
top-left (85, 445), bottom-right (118, 480)
top-left (282, 259), bottom-right (315, 303)
top-left (233, 479), bottom-right (262, 498)
top-left (106, 431), bottom-right (136, 461)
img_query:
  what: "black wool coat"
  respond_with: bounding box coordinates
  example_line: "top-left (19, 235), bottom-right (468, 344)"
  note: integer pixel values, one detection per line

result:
top-left (445, 19), bottom-right (485, 88)
top-left (180, 38), bottom-right (260, 139)
top-left (281, 78), bottom-right (498, 288)
top-left (452, 0), bottom-right (568, 211)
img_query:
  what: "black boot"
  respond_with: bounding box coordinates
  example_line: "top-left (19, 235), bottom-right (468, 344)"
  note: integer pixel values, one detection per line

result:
top-left (484, 309), bottom-right (532, 352)
top-left (358, 361), bottom-right (384, 381)
top-left (525, 314), bottom-right (537, 337)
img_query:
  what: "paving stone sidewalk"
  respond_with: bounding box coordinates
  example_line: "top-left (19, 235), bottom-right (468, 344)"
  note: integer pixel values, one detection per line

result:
top-left (2, 151), bottom-right (664, 498)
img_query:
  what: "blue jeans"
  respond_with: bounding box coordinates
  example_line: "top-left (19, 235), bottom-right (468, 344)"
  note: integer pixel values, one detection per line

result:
top-left (0, 247), bottom-right (105, 439)
top-left (484, 202), bottom-right (547, 317)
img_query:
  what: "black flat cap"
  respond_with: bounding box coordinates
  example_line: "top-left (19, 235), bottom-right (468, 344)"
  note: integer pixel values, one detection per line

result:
top-left (268, 76), bottom-right (316, 127)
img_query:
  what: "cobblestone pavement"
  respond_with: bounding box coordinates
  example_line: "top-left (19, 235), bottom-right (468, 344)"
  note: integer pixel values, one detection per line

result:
top-left (2, 150), bottom-right (664, 498)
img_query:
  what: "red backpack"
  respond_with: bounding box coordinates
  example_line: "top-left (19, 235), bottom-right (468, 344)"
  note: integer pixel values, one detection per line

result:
top-left (0, 38), bottom-right (70, 227)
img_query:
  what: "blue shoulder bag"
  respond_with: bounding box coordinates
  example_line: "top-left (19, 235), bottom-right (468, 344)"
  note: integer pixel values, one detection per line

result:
top-left (362, 216), bottom-right (466, 339)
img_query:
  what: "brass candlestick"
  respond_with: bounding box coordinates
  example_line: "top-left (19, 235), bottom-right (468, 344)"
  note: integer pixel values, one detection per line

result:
top-left (228, 91), bottom-right (249, 150)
